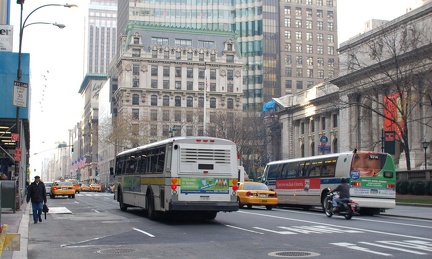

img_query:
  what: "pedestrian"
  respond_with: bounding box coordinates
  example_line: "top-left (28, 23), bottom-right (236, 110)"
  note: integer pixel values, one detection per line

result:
top-left (26, 175), bottom-right (47, 224)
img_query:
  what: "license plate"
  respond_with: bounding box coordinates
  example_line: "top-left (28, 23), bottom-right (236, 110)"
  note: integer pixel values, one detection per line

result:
top-left (258, 194), bottom-right (267, 197)
top-left (261, 200), bottom-right (268, 202)
top-left (200, 196), bottom-right (210, 201)
top-left (62, 188), bottom-right (68, 190)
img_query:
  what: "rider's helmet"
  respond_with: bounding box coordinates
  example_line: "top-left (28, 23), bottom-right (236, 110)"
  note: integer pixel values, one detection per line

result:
top-left (341, 178), bottom-right (347, 183)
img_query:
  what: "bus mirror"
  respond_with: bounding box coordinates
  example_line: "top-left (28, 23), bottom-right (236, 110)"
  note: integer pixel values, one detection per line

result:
top-left (110, 167), bottom-right (114, 175)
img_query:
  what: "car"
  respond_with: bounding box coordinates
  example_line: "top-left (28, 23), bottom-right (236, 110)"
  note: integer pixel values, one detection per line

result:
top-left (44, 182), bottom-right (53, 195)
top-left (67, 179), bottom-right (81, 194)
top-left (237, 182), bottom-right (278, 210)
top-left (89, 183), bottom-right (102, 192)
top-left (80, 183), bottom-right (90, 192)
top-left (50, 180), bottom-right (76, 199)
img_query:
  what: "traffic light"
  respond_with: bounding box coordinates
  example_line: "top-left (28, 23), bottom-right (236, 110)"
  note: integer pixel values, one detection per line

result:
top-left (71, 147), bottom-right (74, 154)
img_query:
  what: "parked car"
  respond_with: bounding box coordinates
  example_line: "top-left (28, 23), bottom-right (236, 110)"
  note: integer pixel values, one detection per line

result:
top-left (80, 183), bottom-right (90, 192)
top-left (44, 182), bottom-right (53, 195)
top-left (50, 180), bottom-right (75, 199)
top-left (89, 183), bottom-right (102, 192)
top-left (66, 179), bottom-right (81, 194)
top-left (237, 182), bottom-right (278, 210)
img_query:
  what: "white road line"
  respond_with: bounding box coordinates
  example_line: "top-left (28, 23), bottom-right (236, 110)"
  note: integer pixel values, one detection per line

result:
top-left (359, 241), bottom-right (427, 255)
top-left (238, 210), bottom-right (432, 241)
top-left (133, 227), bottom-right (155, 237)
top-left (225, 225), bottom-right (264, 234)
top-left (354, 217), bottom-right (432, 229)
top-left (92, 209), bottom-right (101, 213)
top-left (331, 242), bottom-right (392, 256)
top-left (253, 227), bottom-right (296, 234)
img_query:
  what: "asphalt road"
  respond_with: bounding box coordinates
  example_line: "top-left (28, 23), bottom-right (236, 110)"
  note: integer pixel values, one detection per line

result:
top-left (28, 192), bottom-right (432, 259)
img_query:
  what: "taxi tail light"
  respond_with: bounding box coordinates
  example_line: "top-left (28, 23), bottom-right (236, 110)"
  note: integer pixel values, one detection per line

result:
top-left (274, 193), bottom-right (278, 198)
top-left (246, 191), bottom-right (252, 197)
top-left (351, 182), bottom-right (361, 187)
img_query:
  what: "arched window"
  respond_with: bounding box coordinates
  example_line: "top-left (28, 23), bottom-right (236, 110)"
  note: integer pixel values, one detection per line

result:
top-left (198, 97), bottom-right (204, 108)
top-left (132, 94), bottom-right (139, 105)
top-left (227, 98), bottom-right (234, 109)
top-left (332, 138), bottom-right (338, 153)
top-left (187, 96), bottom-right (193, 107)
top-left (311, 142), bottom-right (315, 156)
top-left (175, 96), bottom-right (181, 107)
top-left (151, 95), bottom-right (158, 106)
top-left (163, 95), bottom-right (169, 106)
top-left (210, 97), bottom-right (216, 108)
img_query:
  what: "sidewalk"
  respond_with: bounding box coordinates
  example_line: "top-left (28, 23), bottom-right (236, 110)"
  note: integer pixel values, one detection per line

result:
top-left (1, 202), bottom-right (431, 259)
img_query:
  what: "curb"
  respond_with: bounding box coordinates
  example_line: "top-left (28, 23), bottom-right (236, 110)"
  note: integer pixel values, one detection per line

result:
top-left (11, 203), bottom-right (29, 259)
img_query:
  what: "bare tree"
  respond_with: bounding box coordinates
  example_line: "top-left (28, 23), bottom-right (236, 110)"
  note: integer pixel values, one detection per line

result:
top-left (336, 22), bottom-right (432, 169)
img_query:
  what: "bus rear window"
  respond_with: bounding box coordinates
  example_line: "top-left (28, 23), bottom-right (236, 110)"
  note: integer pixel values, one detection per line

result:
top-left (198, 164), bottom-right (214, 170)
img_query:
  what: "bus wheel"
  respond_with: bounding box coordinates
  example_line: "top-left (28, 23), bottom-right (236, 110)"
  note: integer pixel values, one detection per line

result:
top-left (204, 211), bottom-right (217, 220)
top-left (146, 193), bottom-right (156, 220)
top-left (119, 192), bottom-right (128, 211)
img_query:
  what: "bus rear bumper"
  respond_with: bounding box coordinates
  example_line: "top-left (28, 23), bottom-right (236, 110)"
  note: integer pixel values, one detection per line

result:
top-left (169, 201), bottom-right (239, 212)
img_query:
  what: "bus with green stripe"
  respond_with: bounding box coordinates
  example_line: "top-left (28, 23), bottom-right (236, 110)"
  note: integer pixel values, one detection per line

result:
top-left (112, 137), bottom-right (239, 220)
top-left (261, 150), bottom-right (396, 215)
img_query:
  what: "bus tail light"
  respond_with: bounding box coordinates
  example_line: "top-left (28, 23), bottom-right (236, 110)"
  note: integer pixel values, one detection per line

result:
top-left (387, 183), bottom-right (395, 189)
top-left (351, 182), bottom-right (361, 187)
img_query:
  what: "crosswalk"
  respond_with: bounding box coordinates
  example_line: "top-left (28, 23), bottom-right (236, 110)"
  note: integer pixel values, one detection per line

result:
top-left (331, 240), bottom-right (432, 256)
top-left (77, 192), bottom-right (114, 197)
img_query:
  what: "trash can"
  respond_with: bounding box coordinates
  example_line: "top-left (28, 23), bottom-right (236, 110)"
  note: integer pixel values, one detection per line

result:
top-left (0, 180), bottom-right (17, 213)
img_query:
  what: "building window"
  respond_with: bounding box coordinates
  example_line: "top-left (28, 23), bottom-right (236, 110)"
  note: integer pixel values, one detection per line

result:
top-left (227, 83), bottom-right (233, 92)
top-left (317, 10), bottom-right (323, 18)
top-left (187, 67), bottom-right (193, 78)
top-left (306, 8), bottom-right (312, 17)
top-left (132, 109), bottom-right (139, 120)
top-left (307, 81), bottom-right (314, 88)
top-left (198, 68), bottom-right (205, 79)
top-left (284, 18), bottom-right (291, 27)
top-left (151, 95), bottom-right (157, 106)
top-left (306, 44), bottom-right (313, 53)
top-left (317, 57), bottom-right (324, 66)
top-left (286, 55), bottom-right (292, 64)
top-left (317, 45), bottom-right (324, 54)
top-left (176, 51), bottom-right (181, 60)
top-left (295, 19), bottom-right (302, 28)
top-left (150, 109), bottom-right (157, 121)
top-left (318, 69), bottom-right (324, 78)
top-left (328, 22), bottom-right (334, 31)
top-left (152, 50), bottom-right (157, 58)
top-left (328, 34), bottom-right (334, 43)
top-left (307, 69), bottom-right (313, 78)
top-left (321, 117), bottom-right (326, 130)
top-left (198, 97), bottom-right (204, 108)
top-left (317, 21), bottom-right (323, 30)
top-left (227, 70), bottom-right (234, 80)
top-left (187, 52), bottom-right (192, 60)
top-left (285, 67), bottom-right (292, 77)
top-left (295, 7), bottom-right (302, 16)
top-left (198, 82), bottom-right (204, 90)
top-left (327, 10), bottom-right (334, 19)
top-left (175, 96), bottom-right (181, 107)
top-left (186, 126), bottom-right (193, 136)
top-left (306, 32), bottom-right (313, 41)
top-left (284, 6), bottom-right (291, 15)
top-left (151, 79), bottom-right (158, 88)
top-left (175, 67), bottom-right (181, 77)
top-left (163, 80), bottom-right (170, 89)
top-left (210, 69), bottom-right (216, 79)
top-left (328, 46), bottom-right (334, 55)
top-left (285, 80), bottom-right (292, 89)
top-left (296, 56), bottom-right (303, 65)
top-left (210, 83), bottom-right (216, 91)
top-left (187, 96), bottom-right (193, 107)
top-left (296, 81), bottom-right (303, 89)
top-left (151, 65), bottom-right (158, 76)
top-left (307, 57), bottom-right (313, 66)
top-left (133, 64), bottom-right (140, 76)
top-left (328, 58), bottom-right (335, 67)
top-left (175, 110), bottom-right (182, 122)
top-left (210, 54), bottom-right (215, 61)
top-left (175, 81), bottom-right (181, 89)
top-left (186, 111), bottom-right (193, 122)
top-left (306, 21), bottom-right (312, 29)
top-left (163, 95), bottom-right (169, 106)
top-left (150, 125), bottom-right (157, 136)
top-left (226, 55), bottom-right (234, 63)
top-left (227, 98), bottom-right (234, 109)
top-left (317, 0), bottom-right (323, 5)
top-left (301, 122), bottom-right (305, 134)
top-left (133, 79), bottom-right (139, 88)
top-left (333, 114), bottom-right (338, 127)
top-left (132, 94), bottom-right (139, 105)
top-left (210, 97), bottom-right (216, 108)
top-left (296, 31), bottom-right (302, 40)
top-left (285, 30), bottom-right (291, 39)
top-left (163, 66), bottom-right (170, 77)
top-left (317, 33), bottom-right (323, 42)
top-left (164, 50), bottom-right (169, 59)
top-left (187, 81), bottom-right (193, 90)
top-left (132, 48), bottom-right (140, 57)
top-left (296, 44), bottom-right (302, 52)
top-left (326, 0), bottom-right (333, 7)
top-left (199, 53), bottom-right (204, 61)
top-left (311, 119), bottom-right (315, 132)
top-left (163, 110), bottom-right (169, 121)
top-left (296, 68), bottom-right (303, 77)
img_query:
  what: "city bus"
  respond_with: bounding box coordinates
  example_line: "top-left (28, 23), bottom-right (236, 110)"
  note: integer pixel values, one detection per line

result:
top-left (261, 150), bottom-right (396, 215)
top-left (112, 137), bottom-right (239, 220)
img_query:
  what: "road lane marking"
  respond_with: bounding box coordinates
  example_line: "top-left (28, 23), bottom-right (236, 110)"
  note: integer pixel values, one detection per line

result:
top-left (253, 227), bottom-right (296, 234)
top-left (92, 209), bottom-right (101, 213)
top-left (225, 225), bottom-right (264, 234)
top-left (133, 227), bottom-right (155, 237)
top-left (238, 210), bottom-right (432, 241)
top-left (376, 240), bottom-right (432, 252)
top-left (359, 241), bottom-right (428, 255)
top-left (331, 242), bottom-right (392, 256)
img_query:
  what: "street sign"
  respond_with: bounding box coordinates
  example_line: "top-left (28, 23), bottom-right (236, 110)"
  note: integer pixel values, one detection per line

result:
top-left (320, 136), bottom-right (328, 143)
top-left (13, 81), bottom-right (28, 107)
top-left (14, 148), bottom-right (22, 162)
top-left (11, 133), bottom-right (19, 141)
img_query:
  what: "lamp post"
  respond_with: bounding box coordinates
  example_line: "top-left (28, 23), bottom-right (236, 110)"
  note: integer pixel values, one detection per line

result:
top-left (422, 140), bottom-right (429, 170)
top-left (14, 2), bottom-right (77, 206)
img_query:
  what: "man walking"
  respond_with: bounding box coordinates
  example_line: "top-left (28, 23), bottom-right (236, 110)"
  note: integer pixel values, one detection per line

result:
top-left (26, 176), bottom-right (47, 224)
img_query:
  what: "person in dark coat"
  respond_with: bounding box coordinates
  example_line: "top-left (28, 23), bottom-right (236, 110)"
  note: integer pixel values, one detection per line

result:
top-left (26, 176), bottom-right (47, 224)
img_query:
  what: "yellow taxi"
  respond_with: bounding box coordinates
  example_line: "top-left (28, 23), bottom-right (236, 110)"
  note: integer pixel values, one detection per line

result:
top-left (50, 180), bottom-right (76, 199)
top-left (237, 182), bottom-right (278, 210)
top-left (90, 183), bottom-right (102, 192)
top-left (67, 179), bottom-right (81, 194)
top-left (80, 183), bottom-right (90, 192)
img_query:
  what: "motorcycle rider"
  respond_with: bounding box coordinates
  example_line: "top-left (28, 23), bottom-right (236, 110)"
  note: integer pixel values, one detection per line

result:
top-left (331, 178), bottom-right (350, 212)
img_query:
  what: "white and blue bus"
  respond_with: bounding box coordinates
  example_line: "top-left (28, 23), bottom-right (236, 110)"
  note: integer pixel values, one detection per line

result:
top-left (112, 137), bottom-right (239, 220)
top-left (261, 150), bottom-right (396, 215)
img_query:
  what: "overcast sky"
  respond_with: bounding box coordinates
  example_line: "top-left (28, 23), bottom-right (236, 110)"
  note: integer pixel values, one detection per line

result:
top-left (7, 0), bottom-right (420, 175)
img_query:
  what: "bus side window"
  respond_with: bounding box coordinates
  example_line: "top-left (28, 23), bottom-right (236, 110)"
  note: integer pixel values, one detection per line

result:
top-left (322, 158), bottom-right (336, 176)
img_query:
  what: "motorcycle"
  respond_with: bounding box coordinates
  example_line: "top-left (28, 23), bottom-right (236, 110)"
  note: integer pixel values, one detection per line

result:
top-left (323, 191), bottom-right (359, 220)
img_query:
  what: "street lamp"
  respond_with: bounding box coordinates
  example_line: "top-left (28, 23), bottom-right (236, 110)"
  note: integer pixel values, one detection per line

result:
top-left (14, 2), bottom-right (77, 206)
top-left (422, 140), bottom-right (429, 170)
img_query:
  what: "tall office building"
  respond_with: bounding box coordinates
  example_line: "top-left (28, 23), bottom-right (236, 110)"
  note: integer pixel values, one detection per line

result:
top-left (87, 0), bottom-right (117, 74)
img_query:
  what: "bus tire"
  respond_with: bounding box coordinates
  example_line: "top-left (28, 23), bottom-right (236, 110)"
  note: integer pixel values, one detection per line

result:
top-left (119, 191), bottom-right (128, 211)
top-left (146, 192), bottom-right (157, 220)
top-left (204, 211), bottom-right (217, 220)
